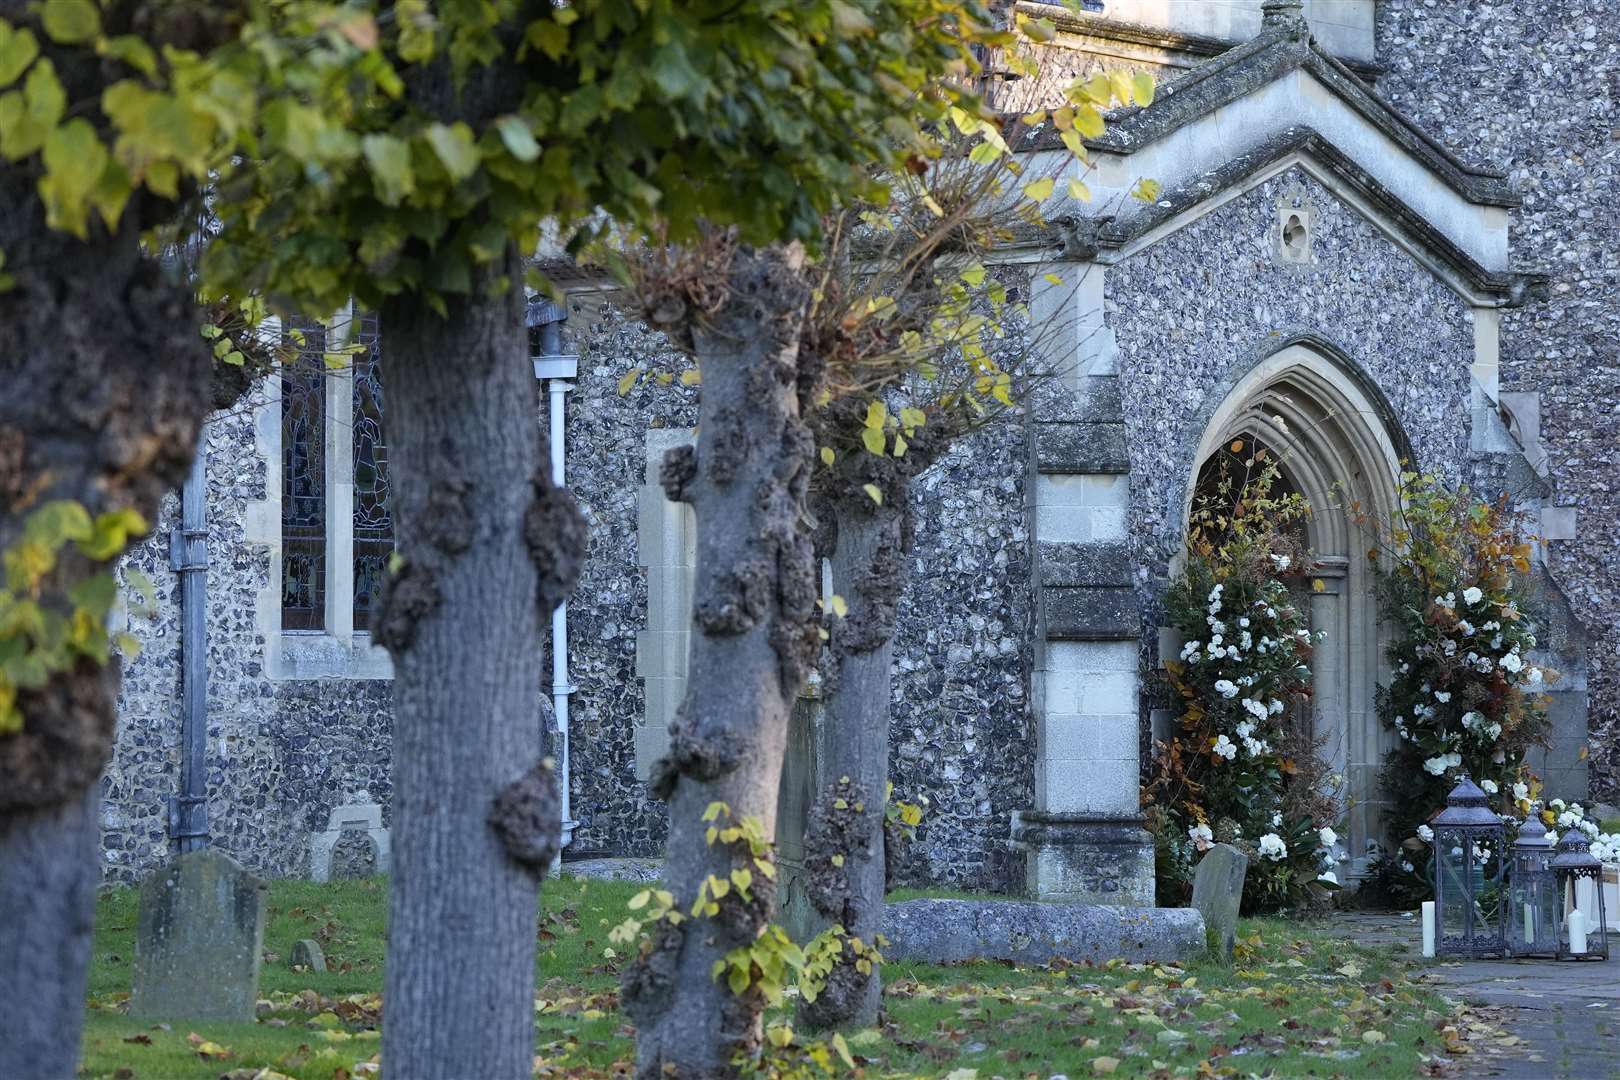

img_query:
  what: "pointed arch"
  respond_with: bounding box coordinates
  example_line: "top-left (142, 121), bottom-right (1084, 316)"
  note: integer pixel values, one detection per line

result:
top-left (1176, 337), bottom-right (1409, 874)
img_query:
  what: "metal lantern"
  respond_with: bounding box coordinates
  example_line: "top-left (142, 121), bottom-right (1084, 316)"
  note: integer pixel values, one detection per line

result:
top-left (1429, 775), bottom-right (1508, 958)
top-left (1508, 814), bottom-right (1559, 957)
top-left (1550, 830), bottom-right (1611, 961)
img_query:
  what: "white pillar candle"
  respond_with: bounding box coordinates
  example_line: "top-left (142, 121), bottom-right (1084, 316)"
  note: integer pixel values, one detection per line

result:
top-left (1524, 901), bottom-right (1535, 947)
top-left (1575, 876), bottom-right (1597, 919)
top-left (1568, 909), bottom-right (1588, 955)
top-left (1422, 901), bottom-right (1436, 957)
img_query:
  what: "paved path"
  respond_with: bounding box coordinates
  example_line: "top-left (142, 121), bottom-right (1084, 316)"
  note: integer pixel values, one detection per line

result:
top-left (1330, 912), bottom-right (1619, 1079)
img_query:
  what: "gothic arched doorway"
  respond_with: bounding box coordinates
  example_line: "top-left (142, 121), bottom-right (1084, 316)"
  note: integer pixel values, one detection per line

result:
top-left (1181, 343), bottom-right (1407, 875)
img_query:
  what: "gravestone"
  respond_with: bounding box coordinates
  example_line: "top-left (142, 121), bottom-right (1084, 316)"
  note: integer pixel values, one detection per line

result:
top-left (329, 829), bottom-right (379, 878)
top-left (309, 798), bottom-right (390, 882)
top-left (289, 938), bottom-right (327, 973)
top-left (1191, 843), bottom-right (1249, 962)
top-left (130, 849), bottom-right (267, 1020)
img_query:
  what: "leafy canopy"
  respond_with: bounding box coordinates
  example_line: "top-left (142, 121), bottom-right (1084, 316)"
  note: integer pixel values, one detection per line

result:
top-left (203, 0), bottom-right (1016, 314)
top-left (4, 1), bottom-right (1013, 311)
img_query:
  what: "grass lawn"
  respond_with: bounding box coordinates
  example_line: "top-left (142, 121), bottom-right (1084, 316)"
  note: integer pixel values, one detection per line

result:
top-left (83, 875), bottom-right (1486, 1078)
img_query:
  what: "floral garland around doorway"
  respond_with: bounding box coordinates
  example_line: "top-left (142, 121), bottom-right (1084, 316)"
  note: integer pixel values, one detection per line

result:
top-left (1148, 449), bottom-right (1341, 913)
top-left (1356, 473), bottom-right (1553, 906)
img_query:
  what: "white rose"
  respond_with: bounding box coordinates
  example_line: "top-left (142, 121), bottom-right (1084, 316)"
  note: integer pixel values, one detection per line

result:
top-left (1212, 735), bottom-right (1237, 760)
top-left (1214, 679), bottom-right (1239, 699)
top-left (1258, 833), bottom-right (1288, 861)
top-left (1417, 824), bottom-right (1434, 842)
top-left (1462, 586), bottom-right (1483, 606)
top-left (1423, 756), bottom-right (1449, 776)
top-left (1481, 779), bottom-right (1498, 795)
top-left (1512, 782), bottom-right (1529, 801)
top-left (1318, 827), bottom-right (1338, 849)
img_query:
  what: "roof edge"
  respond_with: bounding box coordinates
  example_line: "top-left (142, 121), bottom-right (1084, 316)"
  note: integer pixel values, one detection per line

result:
top-left (1013, 1), bottom-right (1385, 79)
top-left (1039, 18), bottom-right (1518, 209)
top-left (1058, 128), bottom-right (1545, 304)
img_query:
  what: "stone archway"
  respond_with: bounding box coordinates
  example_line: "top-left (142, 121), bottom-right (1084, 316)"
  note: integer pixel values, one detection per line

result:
top-left (1182, 343), bottom-right (1406, 874)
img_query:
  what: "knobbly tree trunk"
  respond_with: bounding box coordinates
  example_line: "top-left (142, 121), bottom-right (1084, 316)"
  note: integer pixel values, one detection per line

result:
top-left (0, 791), bottom-right (104, 1079)
top-left (799, 499), bottom-right (904, 1030)
top-left (798, 404), bottom-right (948, 1033)
top-left (621, 242), bottom-right (821, 1078)
top-left (0, 38), bottom-right (214, 1068)
top-left (376, 248), bottom-right (585, 1080)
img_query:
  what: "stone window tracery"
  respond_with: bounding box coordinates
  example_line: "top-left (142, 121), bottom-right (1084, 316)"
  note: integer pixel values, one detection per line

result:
top-left (350, 313), bottom-right (392, 632)
top-left (277, 311), bottom-right (395, 638)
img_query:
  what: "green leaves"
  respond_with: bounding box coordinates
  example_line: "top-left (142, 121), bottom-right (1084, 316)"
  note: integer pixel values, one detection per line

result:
top-left (0, 59), bottom-right (65, 161)
top-left (0, 21), bottom-right (39, 87)
top-left (494, 115), bottom-right (539, 163)
top-left (424, 121), bottom-right (479, 181)
top-left (39, 119), bottom-right (109, 237)
top-left (40, 0), bottom-right (99, 44)
top-left (1132, 71), bottom-right (1156, 107)
top-left (361, 133), bottom-right (414, 205)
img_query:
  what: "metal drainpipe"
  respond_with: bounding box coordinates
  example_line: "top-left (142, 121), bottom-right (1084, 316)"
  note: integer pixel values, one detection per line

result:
top-left (166, 431), bottom-right (210, 852)
top-left (528, 298), bottom-right (579, 863)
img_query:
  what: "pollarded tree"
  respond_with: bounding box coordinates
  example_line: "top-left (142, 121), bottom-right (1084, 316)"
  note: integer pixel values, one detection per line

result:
top-left (0, 4), bottom-right (284, 1076)
top-left (793, 66), bottom-right (1158, 1031)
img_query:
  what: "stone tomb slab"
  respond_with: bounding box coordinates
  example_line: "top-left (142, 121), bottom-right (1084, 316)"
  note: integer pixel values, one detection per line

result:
top-left (1190, 843), bottom-right (1249, 962)
top-left (131, 849), bottom-right (267, 1021)
top-left (881, 899), bottom-right (1205, 967)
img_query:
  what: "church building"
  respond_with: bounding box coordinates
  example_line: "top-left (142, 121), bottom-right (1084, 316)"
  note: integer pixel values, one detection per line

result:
top-left (104, 0), bottom-right (1617, 902)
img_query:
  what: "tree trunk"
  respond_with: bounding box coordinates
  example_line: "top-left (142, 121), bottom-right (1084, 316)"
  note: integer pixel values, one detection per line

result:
top-left (0, 789), bottom-right (101, 1080)
top-left (799, 497), bottom-right (906, 1031)
top-left (0, 59), bottom-right (213, 1069)
top-left (376, 249), bottom-right (584, 1080)
top-left (622, 242), bottom-right (819, 1078)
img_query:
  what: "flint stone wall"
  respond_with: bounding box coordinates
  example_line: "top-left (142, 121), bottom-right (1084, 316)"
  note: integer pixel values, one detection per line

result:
top-left (1375, 0), bottom-right (1620, 801)
top-left (106, 402), bottom-right (394, 884)
top-left (105, 294), bottom-right (1036, 893)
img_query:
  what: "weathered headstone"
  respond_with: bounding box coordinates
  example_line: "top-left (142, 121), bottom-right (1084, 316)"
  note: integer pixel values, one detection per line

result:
top-left (309, 798), bottom-right (390, 882)
top-left (289, 938), bottom-right (327, 973)
top-left (131, 849), bottom-right (267, 1020)
top-left (329, 829), bottom-right (379, 878)
top-left (1190, 843), bottom-right (1248, 962)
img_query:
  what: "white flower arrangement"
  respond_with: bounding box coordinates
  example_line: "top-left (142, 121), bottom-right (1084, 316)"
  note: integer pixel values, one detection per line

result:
top-left (1258, 833), bottom-right (1288, 861)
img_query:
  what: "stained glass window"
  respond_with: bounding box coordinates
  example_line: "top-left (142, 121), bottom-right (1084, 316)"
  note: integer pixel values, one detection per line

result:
top-left (281, 321), bottom-right (327, 631)
top-left (351, 313), bottom-right (393, 632)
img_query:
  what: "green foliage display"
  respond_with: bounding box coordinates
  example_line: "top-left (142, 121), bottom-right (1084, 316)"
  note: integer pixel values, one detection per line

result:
top-left (1147, 452), bottom-right (1340, 913)
top-left (1355, 473), bottom-right (1551, 906)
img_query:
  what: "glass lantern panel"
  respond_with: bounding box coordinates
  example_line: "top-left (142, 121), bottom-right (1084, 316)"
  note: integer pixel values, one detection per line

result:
top-left (1521, 875), bottom-right (1560, 951)
top-left (1438, 829), bottom-right (1472, 939)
